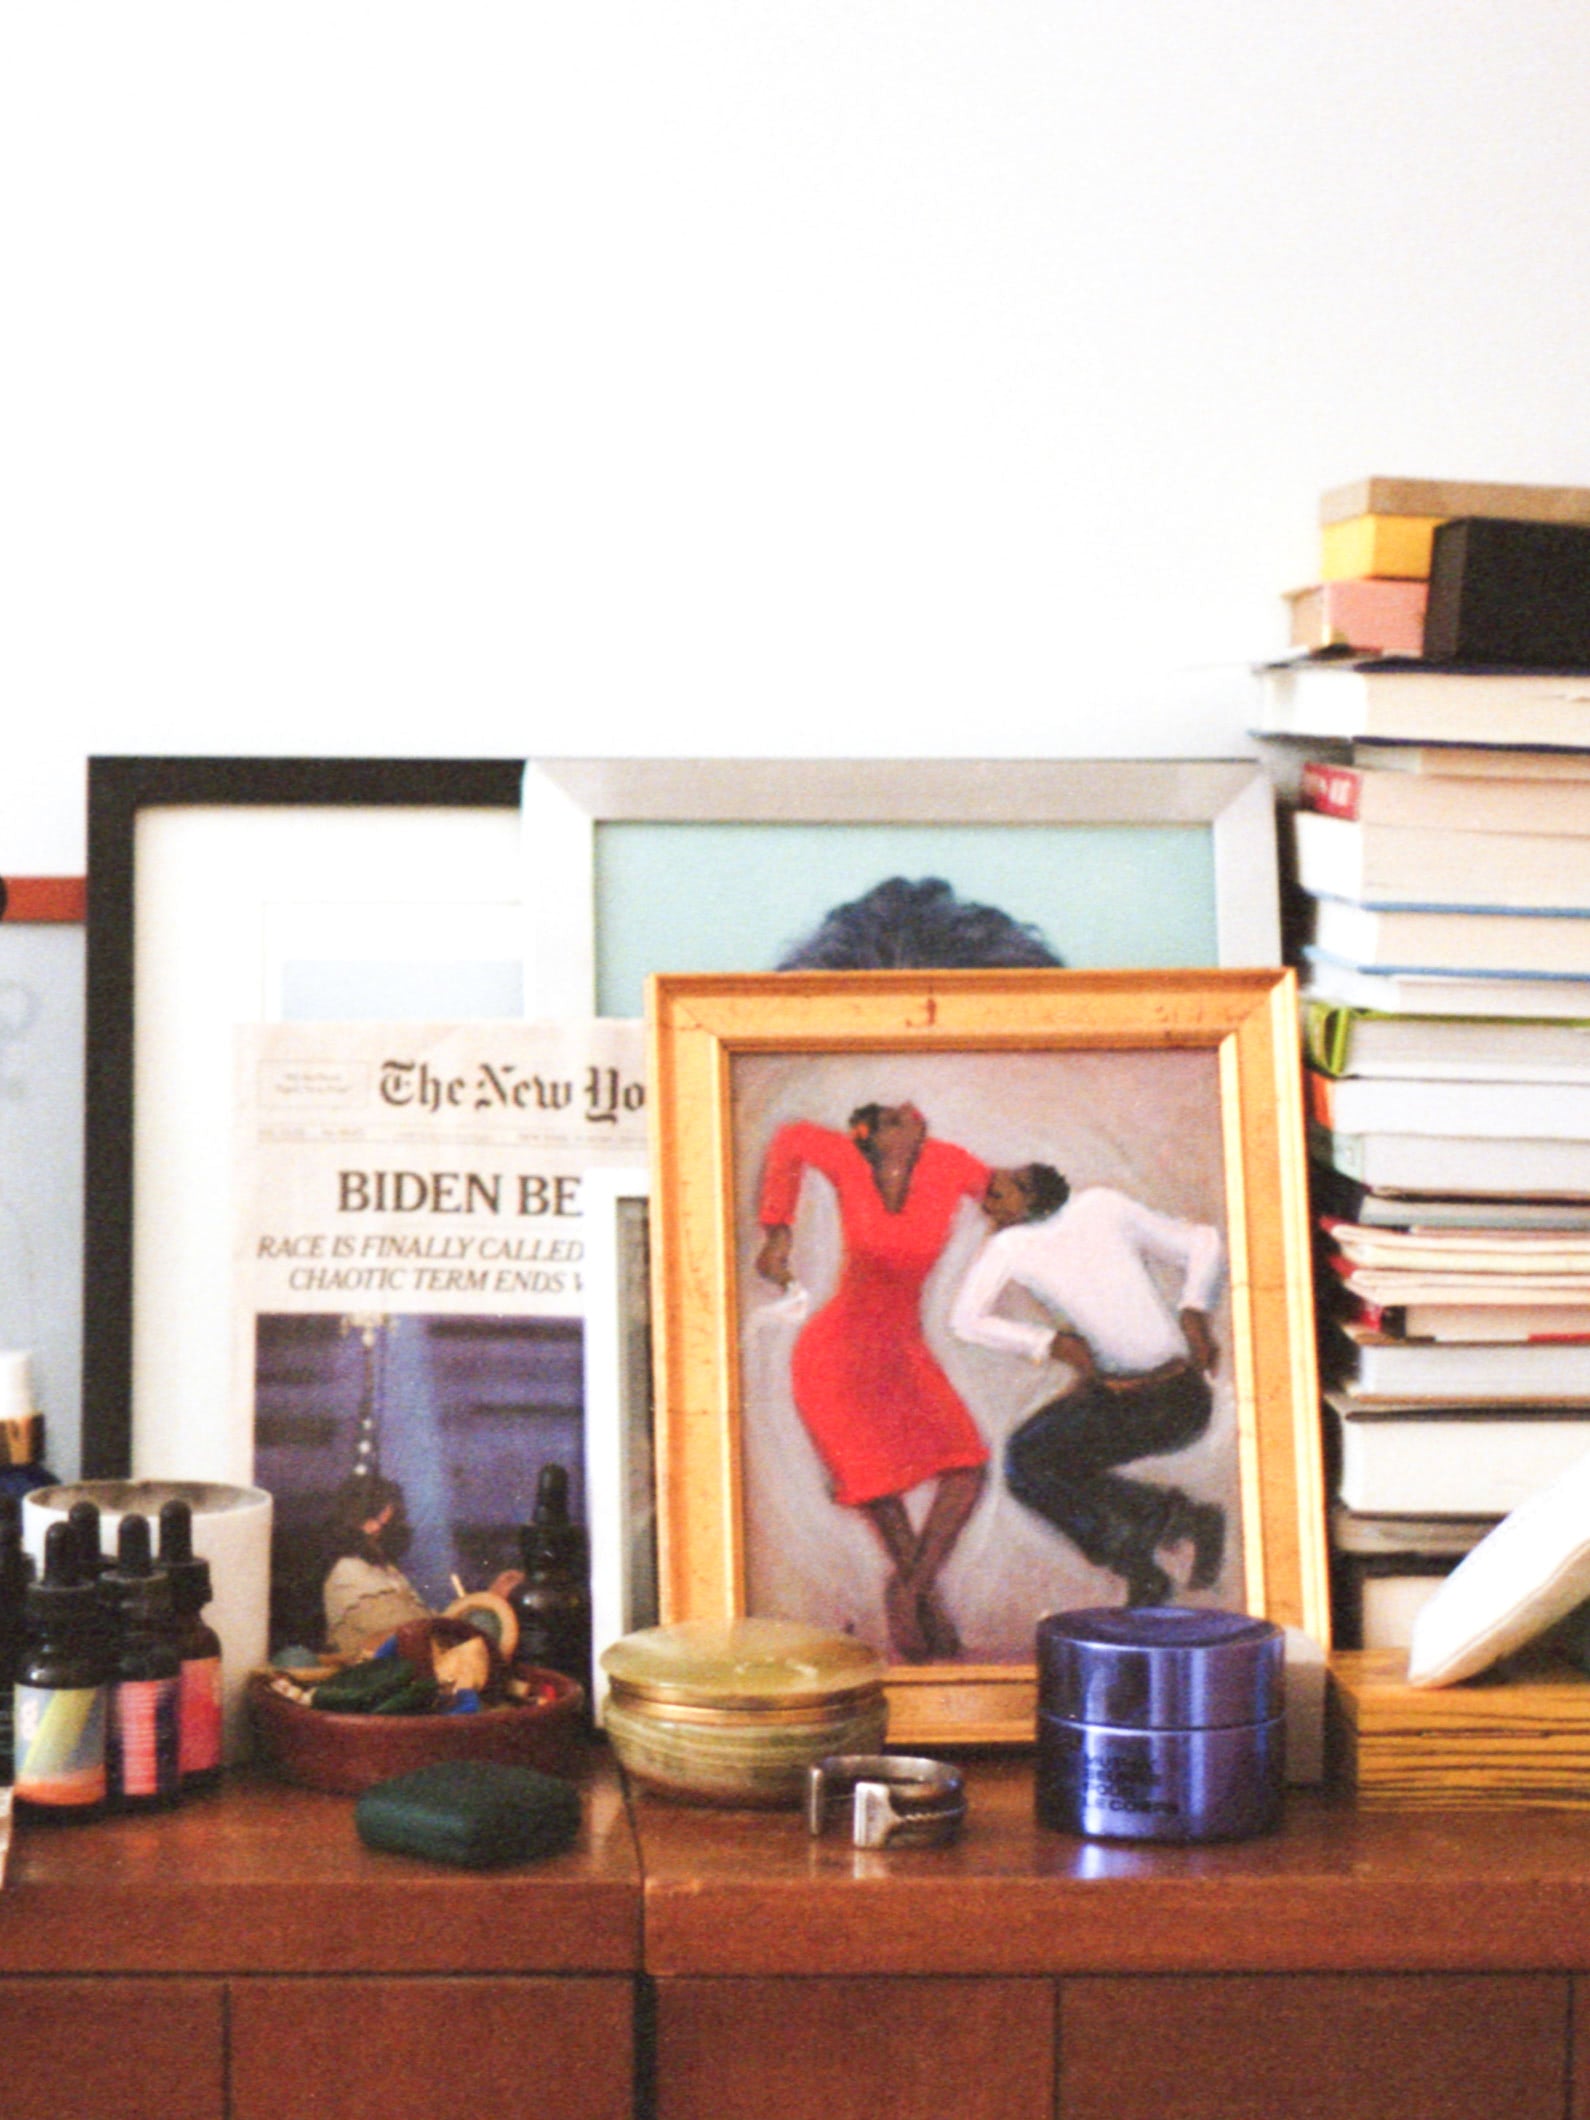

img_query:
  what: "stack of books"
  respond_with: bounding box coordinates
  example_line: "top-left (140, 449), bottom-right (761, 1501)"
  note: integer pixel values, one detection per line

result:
top-left (1285, 475), bottom-right (1590, 657)
top-left (1258, 475), bottom-right (1590, 1646)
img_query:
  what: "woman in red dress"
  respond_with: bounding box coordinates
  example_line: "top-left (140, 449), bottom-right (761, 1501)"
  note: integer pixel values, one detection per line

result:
top-left (755, 1102), bottom-right (993, 1663)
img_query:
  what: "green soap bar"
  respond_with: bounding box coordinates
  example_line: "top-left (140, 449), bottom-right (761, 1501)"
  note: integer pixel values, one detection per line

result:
top-left (354, 1761), bottom-right (582, 1869)
top-left (314, 1660), bottom-right (418, 1712)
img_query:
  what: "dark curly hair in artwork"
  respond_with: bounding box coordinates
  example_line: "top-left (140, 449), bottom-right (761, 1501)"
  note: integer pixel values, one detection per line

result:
top-left (1015, 1162), bottom-right (1072, 1221)
top-left (776, 876), bottom-right (1064, 972)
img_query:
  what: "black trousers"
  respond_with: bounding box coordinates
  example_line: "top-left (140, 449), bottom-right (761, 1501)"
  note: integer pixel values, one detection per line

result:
top-left (1003, 1365), bottom-right (1213, 1574)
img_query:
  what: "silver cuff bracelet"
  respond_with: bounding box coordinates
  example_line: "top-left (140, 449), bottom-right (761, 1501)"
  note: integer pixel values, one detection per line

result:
top-left (805, 1753), bottom-right (967, 1849)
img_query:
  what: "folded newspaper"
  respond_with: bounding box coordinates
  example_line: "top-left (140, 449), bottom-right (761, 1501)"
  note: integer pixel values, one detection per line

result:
top-left (232, 1019), bottom-right (647, 1660)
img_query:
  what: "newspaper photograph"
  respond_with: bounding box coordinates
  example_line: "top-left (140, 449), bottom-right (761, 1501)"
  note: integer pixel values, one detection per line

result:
top-left (233, 1020), bottom-right (645, 1659)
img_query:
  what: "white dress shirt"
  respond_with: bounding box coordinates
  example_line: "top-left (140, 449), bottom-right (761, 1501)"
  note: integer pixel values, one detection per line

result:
top-left (949, 1185), bottom-right (1224, 1377)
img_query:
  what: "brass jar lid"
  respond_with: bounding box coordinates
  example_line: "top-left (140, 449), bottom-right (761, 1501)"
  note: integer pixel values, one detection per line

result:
top-left (600, 1616), bottom-right (886, 1711)
top-left (605, 1679), bottom-right (883, 1730)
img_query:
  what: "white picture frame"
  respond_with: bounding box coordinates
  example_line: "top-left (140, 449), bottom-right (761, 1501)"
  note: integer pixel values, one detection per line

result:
top-left (579, 1165), bottom-right (655, 1712)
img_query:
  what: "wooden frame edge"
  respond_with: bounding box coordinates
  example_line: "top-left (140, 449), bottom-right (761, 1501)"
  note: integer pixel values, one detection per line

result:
top-left (647, 967), bottom-right (1328, 1748)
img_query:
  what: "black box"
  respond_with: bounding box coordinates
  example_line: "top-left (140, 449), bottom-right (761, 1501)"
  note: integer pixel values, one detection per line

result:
top-left (354, 1760), bottom-right (581, 1868)
top-left (1424, 515), bottom-right (1590, 665)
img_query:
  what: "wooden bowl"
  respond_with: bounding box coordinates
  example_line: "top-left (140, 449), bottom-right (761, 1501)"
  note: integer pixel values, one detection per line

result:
top-left (247, 1669), bottom-right (586, 1795)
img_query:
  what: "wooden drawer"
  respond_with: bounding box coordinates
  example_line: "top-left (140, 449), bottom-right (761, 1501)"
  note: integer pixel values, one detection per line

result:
top-left (0, 1978), bottom-right (225, 2120)
top-left (230, 1975), bottom-right (634, 2120)
top-left (654, 1975), bottom-right (1053, 2120)
top-left (1059, 1972), bottom-right (1570, 2120)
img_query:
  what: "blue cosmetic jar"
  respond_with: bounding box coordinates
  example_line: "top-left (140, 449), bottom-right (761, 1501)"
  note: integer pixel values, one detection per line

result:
top-left (1035, 1606), bottom-right (1285, 1843)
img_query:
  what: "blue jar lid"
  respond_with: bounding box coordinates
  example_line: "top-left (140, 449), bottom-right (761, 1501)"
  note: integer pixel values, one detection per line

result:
top-left (1036, 1606), bottom-right (1284, 1730)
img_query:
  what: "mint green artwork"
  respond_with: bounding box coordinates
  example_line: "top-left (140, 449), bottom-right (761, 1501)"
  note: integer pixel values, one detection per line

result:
top-left (593, 821), bottom-right (1214, 1018)
top-left (518, 759), bottom-right (1279, 1018)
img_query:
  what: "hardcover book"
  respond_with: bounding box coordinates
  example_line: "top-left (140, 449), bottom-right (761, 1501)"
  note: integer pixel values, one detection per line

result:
top-left (1326, 1390), bottom-right (1590, 1516)
top-left (1343, 1296), bottom-right (1590, 1342)
top-left (1305, 896), bottom-right (1590, 980)
top-left (1291, 808), bottom-right (1590, 914)
top-left (1354, 740), bottom-right (1590, 780)
top-left (1312, 1167), bottom-right (1590, 1231)
top-left (1299, 759), bottom-right (1590, 835)
top-left (1330, 1509), bottom-right (1494, 1653)
top-left (1324, 1318), bottom-right (1590, 1401)
top-left (1331, 1504), bottom-right (1498, 1558)
top-left (1326, 1220), bottom-right (1590, 1272)
top-left (1307, 1066), bottom-right (1590, 1141)
top-left (1256, 660), bottom-right (1590, 746)
top-left (1302, 955), bottom-right (1590, 1020)
top-left (1320, 477), bottom-right (1590, 530)
top-left (1310, 1120), bottom-right (1590, 1196)
top-left (1330, 1265), bottom-right (1590, 1309)
top-left (1303, 1001), bottom-right (1590, 1082)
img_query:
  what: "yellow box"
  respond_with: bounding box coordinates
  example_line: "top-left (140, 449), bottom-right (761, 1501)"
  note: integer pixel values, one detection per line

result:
top-left (1321, 514), bottom-right (1443, 582)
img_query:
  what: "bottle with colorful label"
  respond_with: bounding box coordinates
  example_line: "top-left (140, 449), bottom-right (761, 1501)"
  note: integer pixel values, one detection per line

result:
top-left (14, 1519), bottom-right (110, 1820)
top-left (101, 1513), bottom-right (182, 1813)
top-left (159, 1498), bottom-right (224, 1790)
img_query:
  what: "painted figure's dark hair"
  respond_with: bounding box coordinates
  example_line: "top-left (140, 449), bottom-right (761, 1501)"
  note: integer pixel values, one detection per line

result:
top-left (1017, 1163), bottom-right (1070, 1220)
top-left (778, 876), bottom-right (1064, 971)
top-left (847, 1103), bottom-right (888, 1165)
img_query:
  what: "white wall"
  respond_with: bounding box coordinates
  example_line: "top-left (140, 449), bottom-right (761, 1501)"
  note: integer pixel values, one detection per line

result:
top-left (6, 2), bottom-right (1590, 870)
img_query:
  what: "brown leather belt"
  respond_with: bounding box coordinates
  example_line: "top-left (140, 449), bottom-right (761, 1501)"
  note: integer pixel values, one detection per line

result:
top-left (1101, 1355), bottom-right (1193, 1393)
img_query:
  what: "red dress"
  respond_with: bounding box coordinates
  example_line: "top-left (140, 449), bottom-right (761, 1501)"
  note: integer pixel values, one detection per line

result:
top-left (757, 1122), bottom-right (992, 1507)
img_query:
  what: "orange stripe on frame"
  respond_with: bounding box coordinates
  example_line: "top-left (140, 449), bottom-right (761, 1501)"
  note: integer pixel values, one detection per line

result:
top-left (1, 877), bottom-right (87, 923)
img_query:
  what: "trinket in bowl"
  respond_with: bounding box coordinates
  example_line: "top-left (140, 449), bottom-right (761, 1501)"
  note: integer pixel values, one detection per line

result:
top-left (248, 1612), bottom-right (585, 1795)
top-left (247, 1665), bottom-right (584, 1795)
top-left (599, 1616), bottom-right (889, 1806)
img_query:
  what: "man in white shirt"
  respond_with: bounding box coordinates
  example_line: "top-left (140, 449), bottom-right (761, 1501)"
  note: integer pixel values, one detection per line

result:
top-left (949, 1164), bottom-right (1226, 1607)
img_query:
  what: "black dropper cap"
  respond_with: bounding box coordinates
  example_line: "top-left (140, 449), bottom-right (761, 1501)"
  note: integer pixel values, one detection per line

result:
top-left (26, 1518), bottom-right (102, 1632)
top-left (0, 1512), bottom-right (31, 1623)
top-left (520, 1462), bottom-right (588, 1572)
top-left (68, 1499), bottom-right (109, 1579)
top-left (102, 1512), bottom-right (174, 1628)
top-left (0, 1496), bottom-right (26, 1612)
top-left (157, 1498), bottom-right (213, 1617)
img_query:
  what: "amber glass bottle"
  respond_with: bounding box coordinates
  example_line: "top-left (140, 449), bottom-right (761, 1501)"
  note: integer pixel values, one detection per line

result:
top-left (508, 1463), bottom-right (592, 1711)
top-left (159, 1499), bottom-right (224, 1790)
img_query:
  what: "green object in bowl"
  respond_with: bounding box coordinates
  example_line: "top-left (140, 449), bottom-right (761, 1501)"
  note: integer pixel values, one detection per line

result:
top-left (355, 1760), bottom-right (581, 1868)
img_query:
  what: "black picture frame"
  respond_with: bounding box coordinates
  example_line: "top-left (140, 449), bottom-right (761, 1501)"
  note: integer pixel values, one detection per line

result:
top-left (82, 757), bottom-right (524, 1478)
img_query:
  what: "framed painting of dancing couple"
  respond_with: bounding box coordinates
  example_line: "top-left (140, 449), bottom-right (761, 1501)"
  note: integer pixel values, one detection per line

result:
top-left (648, 966), bottom-right (1329, 1746)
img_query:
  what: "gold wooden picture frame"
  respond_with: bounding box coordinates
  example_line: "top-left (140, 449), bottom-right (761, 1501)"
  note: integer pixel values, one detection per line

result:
top-left (648, 967), bottom-right (1329, 1747)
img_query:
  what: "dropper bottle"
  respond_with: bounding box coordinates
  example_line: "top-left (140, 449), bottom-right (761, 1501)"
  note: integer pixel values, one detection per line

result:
top-left (68, 1499), bottom-right (111, 1588)
top-left (13, 1518), bottom-right (110, 1820)
top-left (159, 1498), bottom-right (224, 1790)
top-left (0, 1498), bottom-right (34, 1784)
top-left (508, 1463), bottom-right (592, 1709)
top-left (101, 1513), bottom-right (182, 1812)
